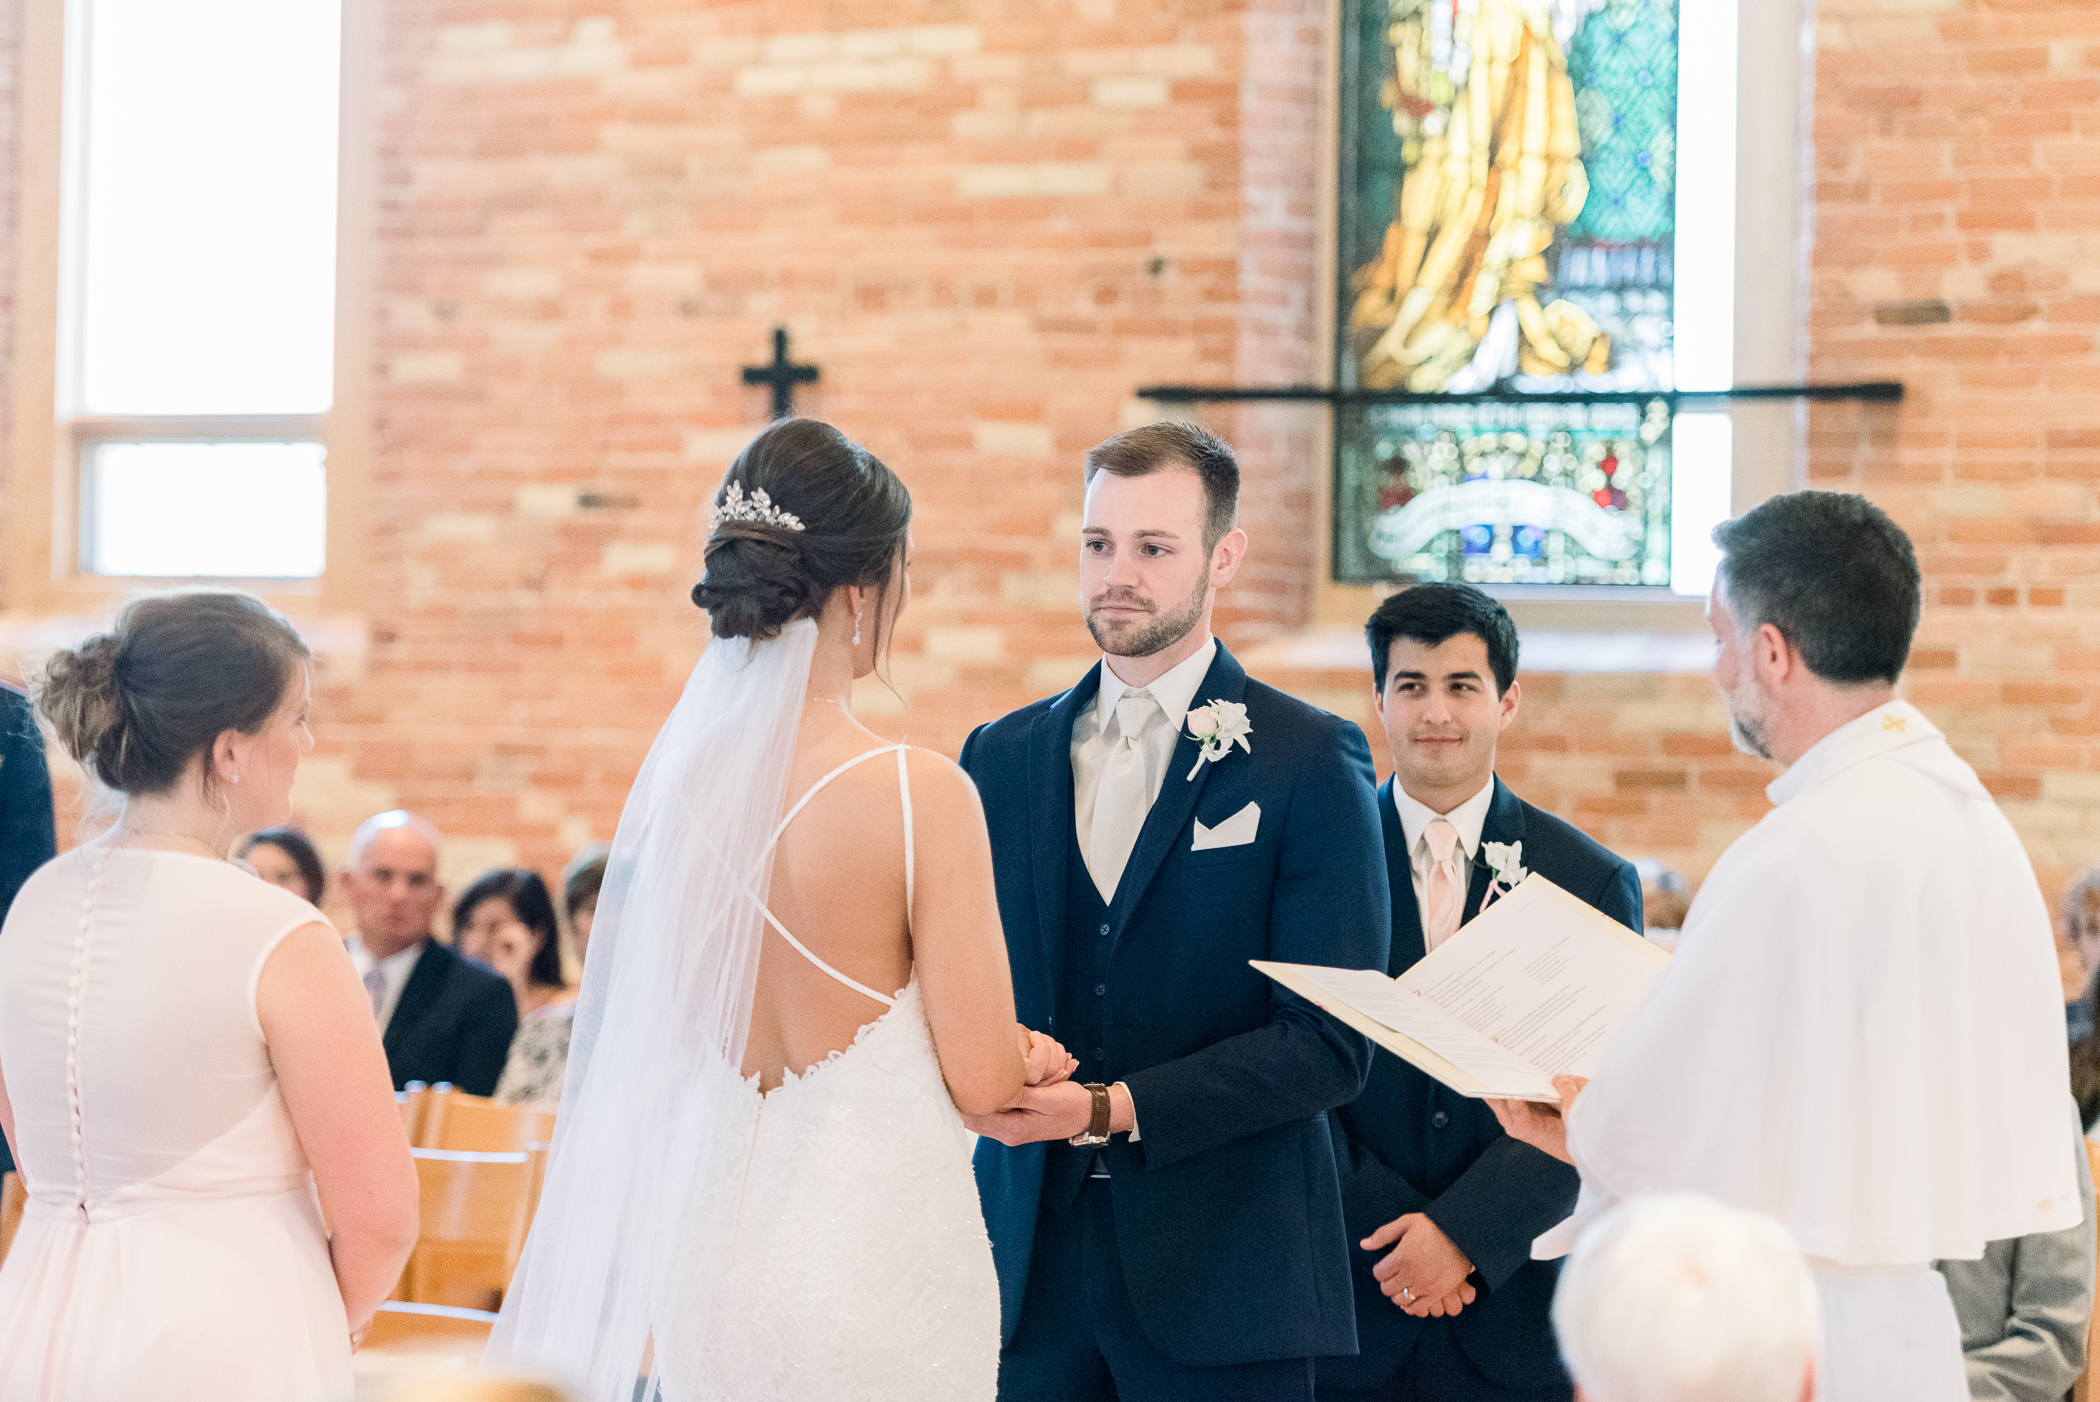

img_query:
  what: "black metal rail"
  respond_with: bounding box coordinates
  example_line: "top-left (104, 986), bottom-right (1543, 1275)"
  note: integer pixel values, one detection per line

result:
top-left (1133, 382), bottom-right (1904, 406)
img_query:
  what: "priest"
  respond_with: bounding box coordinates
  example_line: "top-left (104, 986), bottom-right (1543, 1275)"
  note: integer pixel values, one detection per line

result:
top-left (1493, 490), bottom-right (2078, 1402)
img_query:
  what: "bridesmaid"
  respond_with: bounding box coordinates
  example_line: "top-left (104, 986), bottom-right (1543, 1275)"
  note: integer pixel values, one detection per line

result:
top-left (0, 591), bottom-right (418, 1398)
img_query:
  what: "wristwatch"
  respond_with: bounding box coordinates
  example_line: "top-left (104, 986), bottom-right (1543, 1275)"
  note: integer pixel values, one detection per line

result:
top-left (1067, 1083), bottom-right (1113, 1146)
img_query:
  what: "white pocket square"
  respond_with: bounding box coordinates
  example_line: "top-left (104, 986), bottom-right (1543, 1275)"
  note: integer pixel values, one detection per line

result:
top-left (1192, 801), bottom-right (1261, 851)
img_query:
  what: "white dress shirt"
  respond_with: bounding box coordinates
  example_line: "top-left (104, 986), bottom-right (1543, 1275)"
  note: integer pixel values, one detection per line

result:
top-left (1066, 633), bottom-right (1216, 1145)
top-left (347, 935), bottom-right (426, 1034)
top-left (1391, 775), bottom-right (1496, 914)
top-left (1070, 634), bottom-right (1218, 868)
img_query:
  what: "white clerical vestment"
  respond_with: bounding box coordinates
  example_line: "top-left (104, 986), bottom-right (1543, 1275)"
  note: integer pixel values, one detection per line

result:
top-left (1535, 701), bottom-right (2078, 1402)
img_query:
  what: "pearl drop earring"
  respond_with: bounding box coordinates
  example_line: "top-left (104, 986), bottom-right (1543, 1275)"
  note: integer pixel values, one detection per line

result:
top-left (852, 609), bottom-right (863, 647)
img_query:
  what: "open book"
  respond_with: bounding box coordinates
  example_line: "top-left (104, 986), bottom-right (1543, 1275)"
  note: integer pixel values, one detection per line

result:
top-left (1256, 873), bottom-right (1669, 1104)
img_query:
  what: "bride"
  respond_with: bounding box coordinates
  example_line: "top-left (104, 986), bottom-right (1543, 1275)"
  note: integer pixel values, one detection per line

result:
top-left (488, 418), bottom-right (1069, 1400)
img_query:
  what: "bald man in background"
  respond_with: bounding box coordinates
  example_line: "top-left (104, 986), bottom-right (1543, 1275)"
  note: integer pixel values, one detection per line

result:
top-left (342, 810), bottom-right (516, 1096)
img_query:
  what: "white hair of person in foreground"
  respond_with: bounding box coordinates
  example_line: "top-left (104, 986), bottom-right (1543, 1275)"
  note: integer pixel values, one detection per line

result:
top-left (1552, 1193), bottom-right (1819, 1402)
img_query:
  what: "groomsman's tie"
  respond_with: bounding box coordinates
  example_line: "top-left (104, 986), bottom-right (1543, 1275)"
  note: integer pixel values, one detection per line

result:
top-left (1422, 817), bottom-right (1465, 950)
top-left (363, 965), bottom-right (388, 1020)
top-left (1088, 690), bottom-right (1160, 903)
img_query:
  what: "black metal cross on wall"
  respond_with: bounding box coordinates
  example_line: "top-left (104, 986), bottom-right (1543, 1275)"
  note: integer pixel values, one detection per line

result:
top-left (742, 327), bottom-right (819, 419)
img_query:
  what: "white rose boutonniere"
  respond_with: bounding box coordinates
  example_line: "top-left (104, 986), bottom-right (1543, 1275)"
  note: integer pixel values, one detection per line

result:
top-left (1478, 840), bottom-right (1528, 910)
top-left (1184, 699), bottom-right (1252, 780)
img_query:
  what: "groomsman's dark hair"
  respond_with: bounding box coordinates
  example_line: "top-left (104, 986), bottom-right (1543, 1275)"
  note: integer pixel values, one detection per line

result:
top-left (1366, 584), bottom-right (1520, 696)
top-left (1712, 491), bottom-right (1920, 686)
top-left (1083, 421), bottom-right (1240, 550)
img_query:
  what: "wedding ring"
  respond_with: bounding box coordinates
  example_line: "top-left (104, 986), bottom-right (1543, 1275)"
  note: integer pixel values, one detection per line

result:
top-left (1401, 1288), bottom-right (1415, 1302)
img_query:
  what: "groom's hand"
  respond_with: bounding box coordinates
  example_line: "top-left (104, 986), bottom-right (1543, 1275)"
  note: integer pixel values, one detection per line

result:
top-left (964, 1081), bottom-right (1093, 1145)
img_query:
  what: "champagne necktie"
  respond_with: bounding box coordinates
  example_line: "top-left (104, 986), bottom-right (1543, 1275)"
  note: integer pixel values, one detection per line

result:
top-left (1087, 691), bottom-right (1161, 903)
top-left (363, 965), bottom-right (388, 1020)
top-left (1421, 817), bottom-right (1466, 951)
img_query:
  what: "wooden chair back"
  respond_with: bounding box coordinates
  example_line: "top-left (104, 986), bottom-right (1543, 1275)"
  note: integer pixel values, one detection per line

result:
top-left (396, 1082), bottom-right (431, 1144)
top-left (398, 1146), bottom-right (546, 1312)
top-left (361, 1299), bottom-right (499, 1354)
top-left (2080, 1135), bottom-right (2100, 1402)
top-left (0, 1173), bottom-right (23, 1266)
top-left (417, 1084), bottom-right (556, 1153)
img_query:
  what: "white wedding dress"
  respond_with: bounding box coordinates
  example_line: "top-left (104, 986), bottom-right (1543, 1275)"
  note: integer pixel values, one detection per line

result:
top-left (488, 622), bottom-right (998, 1401)
top-left (657, 745), bottom-right (1000, 1400)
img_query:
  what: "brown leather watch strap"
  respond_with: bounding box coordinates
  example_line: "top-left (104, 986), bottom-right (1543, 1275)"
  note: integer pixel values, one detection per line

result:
top-left (1088, 1082), bottom-right (1112, 1140)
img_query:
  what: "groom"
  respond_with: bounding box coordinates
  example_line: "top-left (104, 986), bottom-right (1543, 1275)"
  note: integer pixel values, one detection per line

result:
top-left (962, 422), bottom-right (1391, 1400)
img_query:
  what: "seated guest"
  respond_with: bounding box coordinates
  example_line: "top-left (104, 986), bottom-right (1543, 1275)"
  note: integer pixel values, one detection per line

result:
top-left (453, 869), bottom-right (576, 1108)
top-left (2064, 868), bottom-right (2100, 1041)
top-left (1552, 1194), bottom-right (1818, 1402)
top-left (1320, 584), bottom-right (1641, 1402)
top-left (562, 842), bottom-right (609, 962)
top-left (239, 825), bottom-right (328, 905)
top-left (1933, 1104), bottom-right (2096, 1402)
top-left (1632, 859), bottom-right (1691, 949)
top-left (341, 810), bottom-right (517, 1096)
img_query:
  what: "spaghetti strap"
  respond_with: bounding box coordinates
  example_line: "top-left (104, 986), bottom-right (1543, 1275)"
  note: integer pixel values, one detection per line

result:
top-left (762, 744), bottom-right (913, 1008)
top-left (898, 745), bottom-right (915, 932)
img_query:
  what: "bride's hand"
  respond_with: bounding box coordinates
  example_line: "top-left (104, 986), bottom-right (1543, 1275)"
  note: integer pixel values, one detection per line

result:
top-left (1019, 1026), bottom-right (1078, 1086)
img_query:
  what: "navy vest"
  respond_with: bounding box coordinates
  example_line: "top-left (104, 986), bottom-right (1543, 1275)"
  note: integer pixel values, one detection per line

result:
top-left (1044, 823), bottom-right (1116, 1214)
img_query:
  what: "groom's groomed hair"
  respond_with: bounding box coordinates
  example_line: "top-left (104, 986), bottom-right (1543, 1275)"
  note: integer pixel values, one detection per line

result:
top-left (1083, 421), bottom-right (1240, 550)
top-left (1366, 584), bottom-right (1520, 697)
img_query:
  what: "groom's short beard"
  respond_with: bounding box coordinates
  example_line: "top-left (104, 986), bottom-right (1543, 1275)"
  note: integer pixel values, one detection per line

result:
top-left (1085, 577), bottom-right (1209, 659)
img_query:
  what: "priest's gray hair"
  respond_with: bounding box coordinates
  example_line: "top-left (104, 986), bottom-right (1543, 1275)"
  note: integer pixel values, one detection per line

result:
top-left (1552, 1194), bottom-right (1818, 1402)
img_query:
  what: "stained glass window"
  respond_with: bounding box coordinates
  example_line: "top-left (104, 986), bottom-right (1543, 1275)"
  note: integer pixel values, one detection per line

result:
top-left (1334, 0), bottom-right (1686, 590)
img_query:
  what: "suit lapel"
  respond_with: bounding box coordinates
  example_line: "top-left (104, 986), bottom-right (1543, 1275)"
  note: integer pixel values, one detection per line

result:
top-left (1027, 667), bottom-right (1100, 989)
top-left (1378, 778), bottom-right (1429, 975)
top-left (1107, 643), bottom-right (1245, 930)
top-left (384, 936), bottom-right (446, 1055)
top-left (1462, 776), bottom-right (1528, 922)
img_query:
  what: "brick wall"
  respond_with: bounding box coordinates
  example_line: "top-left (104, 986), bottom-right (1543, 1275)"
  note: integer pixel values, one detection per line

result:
top-left (5, 0), bottom-right (2100, 944)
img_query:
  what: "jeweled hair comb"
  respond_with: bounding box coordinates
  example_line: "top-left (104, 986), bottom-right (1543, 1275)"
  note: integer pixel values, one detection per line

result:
top-left (709, 482), bottom-right (805, 532)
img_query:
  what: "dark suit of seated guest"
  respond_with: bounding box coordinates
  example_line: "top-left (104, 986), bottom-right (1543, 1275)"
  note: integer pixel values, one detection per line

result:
top-left (1319, 585), bottom-right (1642, 1402)
top-left (340, 809), bottom-right (517, 1097)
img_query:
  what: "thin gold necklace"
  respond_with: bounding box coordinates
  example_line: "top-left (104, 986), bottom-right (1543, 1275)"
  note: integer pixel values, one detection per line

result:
top-left (118, 826), bottom-right (226, 860)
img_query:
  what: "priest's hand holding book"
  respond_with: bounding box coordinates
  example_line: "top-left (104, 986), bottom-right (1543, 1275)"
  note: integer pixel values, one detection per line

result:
top-left (1487, 1075), bottom-right (1587, 1165)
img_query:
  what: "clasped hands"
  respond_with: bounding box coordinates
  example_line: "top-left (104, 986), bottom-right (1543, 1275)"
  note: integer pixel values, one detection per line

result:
top-left (1366, 1074), bottom-right (1592, 1321)
top-left (962, 1028), bottom-right (1135, 1145)
top-left (1364, 1213), bottom-right (1475, 1318)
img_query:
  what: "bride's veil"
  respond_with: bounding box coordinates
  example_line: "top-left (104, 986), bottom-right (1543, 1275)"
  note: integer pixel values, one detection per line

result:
top-left (486, 617), bottom-right (819, 1397)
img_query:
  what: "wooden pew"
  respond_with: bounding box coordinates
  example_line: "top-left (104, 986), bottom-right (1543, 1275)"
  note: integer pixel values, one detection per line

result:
top-left (397, 1146), bottom-right (547, 1312)
top-left (417, 1084), bottom-right (556, 1153)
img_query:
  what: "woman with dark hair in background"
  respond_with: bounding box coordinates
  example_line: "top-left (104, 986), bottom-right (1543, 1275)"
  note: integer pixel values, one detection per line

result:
top-left (454, 869), bottom-right (576, 1107)
top-left (562, 843), bottom-right (609, 963)
top-left (241, 826), bottom-right (329, 906)
top-left (0, 591), bottom-right (417, 1397)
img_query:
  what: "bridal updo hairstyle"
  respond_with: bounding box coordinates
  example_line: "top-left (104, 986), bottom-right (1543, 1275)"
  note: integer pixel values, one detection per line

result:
top-left (691, 418), bottom-right (912, 650)
top-left (37, 591), bottom-right (310, 796)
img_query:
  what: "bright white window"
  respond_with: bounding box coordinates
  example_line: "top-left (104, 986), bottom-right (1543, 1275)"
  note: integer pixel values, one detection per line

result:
top-left (66, 0), bottom-right (341, 577)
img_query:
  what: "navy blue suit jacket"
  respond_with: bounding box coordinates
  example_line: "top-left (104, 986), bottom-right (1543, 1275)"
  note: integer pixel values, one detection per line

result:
top-left (961, 642), bottom-right (1392, 1368)
top-left (1320, 776), bottom-right (1641, 1397)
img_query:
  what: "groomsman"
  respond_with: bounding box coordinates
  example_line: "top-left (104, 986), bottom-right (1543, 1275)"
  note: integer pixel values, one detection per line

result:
top-left (1319, 584), bottom-right (1640, 1402)
top-left (962, 422), bottom-right (1391, 1401)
